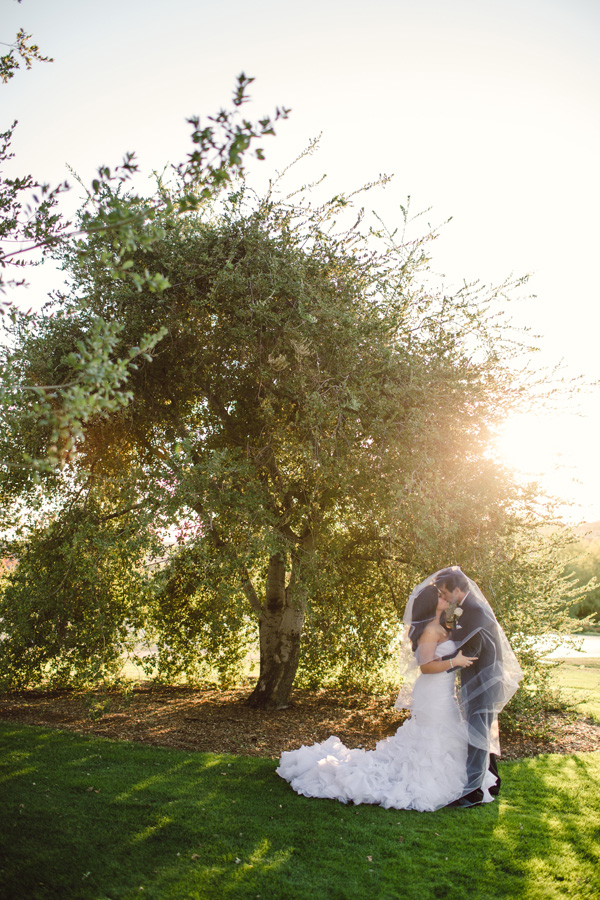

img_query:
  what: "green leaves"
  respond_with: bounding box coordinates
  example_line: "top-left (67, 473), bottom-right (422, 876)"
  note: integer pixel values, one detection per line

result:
top-left (1, 315), bottom-right (168, 472)
top-left (0, 28), bottom-right (53, 84)
top-left (0, 498), bottom-right (159, 690)
top-left (2, 53), bottom-right (288, 472)
top-left (179, 73), bottom-right (290, 189)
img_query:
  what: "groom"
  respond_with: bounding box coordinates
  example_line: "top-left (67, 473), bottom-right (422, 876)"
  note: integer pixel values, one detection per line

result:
top-left (436, 569), bottom-right (504, 808)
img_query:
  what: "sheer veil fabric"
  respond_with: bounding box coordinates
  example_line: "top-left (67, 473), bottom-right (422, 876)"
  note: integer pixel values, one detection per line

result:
top-left (277, 566), bottom-right (517, 810)
top-left (396, 566), bottom-right (523, 788)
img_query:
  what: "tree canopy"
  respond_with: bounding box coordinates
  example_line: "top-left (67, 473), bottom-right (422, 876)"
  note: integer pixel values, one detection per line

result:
top-left (0, 170), bottom-right (582, 708)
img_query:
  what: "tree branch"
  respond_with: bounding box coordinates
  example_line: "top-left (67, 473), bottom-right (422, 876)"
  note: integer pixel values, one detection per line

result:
top-left (241, 568), bottom-right (263, 615)
top-left (96, 499), bottom-right (153, 524)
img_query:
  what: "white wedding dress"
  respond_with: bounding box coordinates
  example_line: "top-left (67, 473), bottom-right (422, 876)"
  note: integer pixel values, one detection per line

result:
top-left (277, 640), bottom-right (493, 812)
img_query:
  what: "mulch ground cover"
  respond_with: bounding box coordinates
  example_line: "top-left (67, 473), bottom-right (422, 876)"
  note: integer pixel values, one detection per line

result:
top-left (1, 684), bottom-right (599, 759)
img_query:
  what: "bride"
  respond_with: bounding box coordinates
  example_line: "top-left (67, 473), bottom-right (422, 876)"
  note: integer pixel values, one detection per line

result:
top-left (277, 581), bottom-right (488, 811)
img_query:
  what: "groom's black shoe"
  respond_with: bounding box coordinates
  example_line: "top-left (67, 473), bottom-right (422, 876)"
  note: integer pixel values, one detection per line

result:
top-left (488, 754), bottom-right (501, 797)
top-left (488, 776), bottom-right (501, 797)
top-left (446, 788), bottom-right (484, 809)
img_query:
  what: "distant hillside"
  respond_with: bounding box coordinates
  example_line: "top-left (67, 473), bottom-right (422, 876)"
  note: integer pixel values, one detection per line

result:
top-left (573, 522), bottom-right (600, 540)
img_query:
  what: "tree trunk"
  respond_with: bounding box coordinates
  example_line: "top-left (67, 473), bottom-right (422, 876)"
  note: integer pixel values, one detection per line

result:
top-left (245, 549), bottom-right (309, 709)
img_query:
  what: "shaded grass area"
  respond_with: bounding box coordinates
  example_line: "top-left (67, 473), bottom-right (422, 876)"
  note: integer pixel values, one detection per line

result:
top-left (552, 658), bottom-right (600, 721)
top-left (1, 724), bottom-right (599, 900)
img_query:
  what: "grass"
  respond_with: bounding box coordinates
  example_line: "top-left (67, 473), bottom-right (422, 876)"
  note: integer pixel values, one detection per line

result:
top-left (551, 657), bottom-right (600, 721)
top-left (1, 723), bottom-right (599, 900)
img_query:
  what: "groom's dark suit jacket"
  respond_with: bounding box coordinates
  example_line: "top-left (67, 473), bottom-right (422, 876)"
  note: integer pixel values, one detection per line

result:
top-left (448, 592), bottom-right (504, 711)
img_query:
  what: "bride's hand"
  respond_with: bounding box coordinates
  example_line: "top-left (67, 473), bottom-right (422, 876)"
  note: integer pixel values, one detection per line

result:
top-left (454, 651), bottom-right (478, 668)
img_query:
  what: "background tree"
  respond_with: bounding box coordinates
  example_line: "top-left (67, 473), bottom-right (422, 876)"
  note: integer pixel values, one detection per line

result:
top-left (1, 177), bottom-right (583, 709)
top-left (559, 527), bottom-right (600, 627)
top-left (0, 498), bottom-right (157, 689)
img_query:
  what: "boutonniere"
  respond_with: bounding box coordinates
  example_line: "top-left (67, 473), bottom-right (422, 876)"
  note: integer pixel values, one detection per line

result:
top-left (446, 604), bottom-right (463, 629)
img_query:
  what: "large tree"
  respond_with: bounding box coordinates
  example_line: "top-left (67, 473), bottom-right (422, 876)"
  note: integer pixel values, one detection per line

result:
top-left (2, 178), bottom-right (562, 707)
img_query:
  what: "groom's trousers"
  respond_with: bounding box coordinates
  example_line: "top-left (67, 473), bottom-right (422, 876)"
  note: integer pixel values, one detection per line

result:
top-left (466, 709), bottom-right (497, 791)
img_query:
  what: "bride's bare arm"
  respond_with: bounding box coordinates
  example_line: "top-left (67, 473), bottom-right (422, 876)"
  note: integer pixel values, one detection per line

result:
top-left (418, 643), bottom-right (478, 675)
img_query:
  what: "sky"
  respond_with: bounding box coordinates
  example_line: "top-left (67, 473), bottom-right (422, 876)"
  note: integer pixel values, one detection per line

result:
top-left (3, 0), bottom-right (600, 522)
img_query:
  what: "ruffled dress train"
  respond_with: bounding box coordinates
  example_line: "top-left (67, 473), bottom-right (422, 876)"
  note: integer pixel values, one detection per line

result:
top-left (277, 641), bottom-right (492, 811)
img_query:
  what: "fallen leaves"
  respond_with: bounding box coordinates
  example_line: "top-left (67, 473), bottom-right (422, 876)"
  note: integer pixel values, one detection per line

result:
top-left (1, 685), bottom-right (598, 759)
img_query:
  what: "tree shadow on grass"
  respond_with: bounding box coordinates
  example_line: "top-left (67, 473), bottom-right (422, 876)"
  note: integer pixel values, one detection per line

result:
top-left (466, 753), bottom-right (600, 899)
top-left (1, 725), bottom-right (599, 900)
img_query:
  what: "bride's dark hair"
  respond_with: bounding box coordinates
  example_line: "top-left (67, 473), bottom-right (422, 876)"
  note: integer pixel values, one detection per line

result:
top-left (408, 584), bottom-right (439, 651)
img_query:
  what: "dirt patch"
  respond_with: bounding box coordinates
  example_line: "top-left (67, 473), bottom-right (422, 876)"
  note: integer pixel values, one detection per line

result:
top-left (1, 685), bottom-right (599, 759)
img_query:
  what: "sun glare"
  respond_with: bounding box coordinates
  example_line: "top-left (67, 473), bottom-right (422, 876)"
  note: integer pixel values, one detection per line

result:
top-left (494, 415), bottom-right (560, 479)
top-left (493, 411), bottom-right (600, 524)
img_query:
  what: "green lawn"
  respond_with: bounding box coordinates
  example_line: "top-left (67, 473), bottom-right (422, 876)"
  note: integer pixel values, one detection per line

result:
top-left (551, 657), bottom-right (600, 721)
top-left (1, 723), bottom-right (599, 900)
